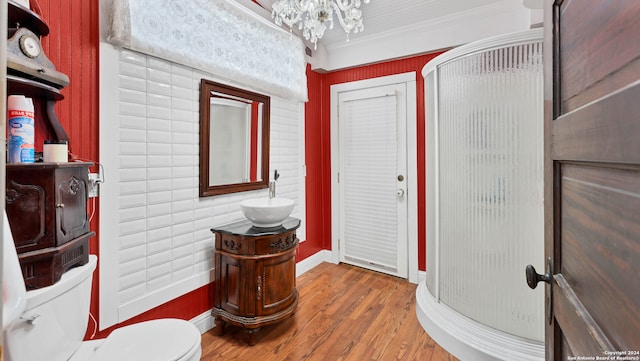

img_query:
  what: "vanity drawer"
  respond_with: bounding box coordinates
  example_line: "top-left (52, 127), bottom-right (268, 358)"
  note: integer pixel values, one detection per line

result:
top-left (255, 231), bottom-right (298, 255)
top-left (217, 233), bottom-right (251, 255)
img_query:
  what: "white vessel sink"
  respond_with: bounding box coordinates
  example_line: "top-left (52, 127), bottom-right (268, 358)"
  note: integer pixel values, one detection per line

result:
top-left (240, 197), bottom-right (294, 228)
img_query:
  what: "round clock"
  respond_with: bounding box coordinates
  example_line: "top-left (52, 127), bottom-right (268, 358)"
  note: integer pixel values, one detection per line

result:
top-left (19, 33), bottom-right (42, 59)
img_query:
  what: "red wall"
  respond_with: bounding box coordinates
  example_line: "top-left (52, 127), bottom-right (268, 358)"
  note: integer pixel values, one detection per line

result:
top-left (31, 0), bottom-right (442, 340)
top-left (304, 53), bottom-right (445, 271)
top-left (300, 66), bottom-right (331, 258)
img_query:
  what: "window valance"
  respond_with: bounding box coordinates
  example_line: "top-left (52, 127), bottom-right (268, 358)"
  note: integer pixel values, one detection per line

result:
top-left (106, 0), bottom-right (308, 101)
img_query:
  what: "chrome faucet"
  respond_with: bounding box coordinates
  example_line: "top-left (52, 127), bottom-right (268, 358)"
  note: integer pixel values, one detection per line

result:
top-left (269, 170), bottom-right (280, 199)
top-left (269, 182), bottom-right (276, 199)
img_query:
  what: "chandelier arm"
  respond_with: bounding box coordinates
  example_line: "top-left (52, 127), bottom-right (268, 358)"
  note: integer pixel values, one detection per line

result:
top-left (333, 0), bottom-right (359, 12)
top-left (294, 0), bottom-right (309, 12)
top-left (328, 1), bottom-right (358, 32)
top-left (335, 0), bottom-right (370, 12)
top-left (272, 0), bottom-right (307, 29)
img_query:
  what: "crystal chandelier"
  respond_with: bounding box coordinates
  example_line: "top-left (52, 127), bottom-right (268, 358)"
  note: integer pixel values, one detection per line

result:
top-left (271, 0), bottom-right (370, 48)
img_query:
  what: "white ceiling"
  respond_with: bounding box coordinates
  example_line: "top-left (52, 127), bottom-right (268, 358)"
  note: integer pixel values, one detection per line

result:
top-left (316, 0), bottom-right (505, 46)
top-left (248, 0), bottom-right (539, 71)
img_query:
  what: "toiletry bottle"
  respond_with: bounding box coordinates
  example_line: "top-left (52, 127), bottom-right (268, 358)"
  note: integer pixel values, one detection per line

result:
top-left (7, 95), bottom-right (35, 163)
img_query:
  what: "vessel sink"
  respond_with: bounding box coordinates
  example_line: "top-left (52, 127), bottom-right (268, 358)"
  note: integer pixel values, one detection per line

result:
top-left (240, 197), bottom-right (294, 228)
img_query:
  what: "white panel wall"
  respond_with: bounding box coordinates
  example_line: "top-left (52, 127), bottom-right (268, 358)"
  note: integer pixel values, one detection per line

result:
top-left (99, 42), bottom-right (305, 329)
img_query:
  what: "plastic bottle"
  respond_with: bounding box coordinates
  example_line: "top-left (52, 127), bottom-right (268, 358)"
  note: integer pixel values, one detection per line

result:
top-left (7, 95), bottom-right (35, 163)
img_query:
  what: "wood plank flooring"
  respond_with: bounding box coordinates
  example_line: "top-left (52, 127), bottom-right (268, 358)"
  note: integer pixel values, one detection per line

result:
top-left (200, 262), bottom-right (458, 361)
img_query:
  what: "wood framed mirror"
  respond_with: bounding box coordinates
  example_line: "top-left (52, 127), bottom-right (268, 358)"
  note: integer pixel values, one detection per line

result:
top-left (199, 79), bottom-right (270, 197)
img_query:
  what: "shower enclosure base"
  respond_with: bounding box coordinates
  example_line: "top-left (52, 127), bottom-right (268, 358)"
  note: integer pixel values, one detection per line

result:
top-left (416, 283), bottom-right (544, 361)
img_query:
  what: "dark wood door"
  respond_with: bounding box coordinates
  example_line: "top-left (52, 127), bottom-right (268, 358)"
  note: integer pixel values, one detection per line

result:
top-left (257, 249), bottom-right (298, 316)
top-left (216, 253), bottom-right (254, 316)
top-left (531, 1), bottom-right (640, 359)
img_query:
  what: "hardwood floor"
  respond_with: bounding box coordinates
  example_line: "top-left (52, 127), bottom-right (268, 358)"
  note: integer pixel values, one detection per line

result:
top-left (200, 262), bottom-right (458, 361)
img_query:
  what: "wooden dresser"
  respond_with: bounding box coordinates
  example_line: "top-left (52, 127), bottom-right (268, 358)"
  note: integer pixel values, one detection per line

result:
top-left (211, 217), bottom-right (300, 345)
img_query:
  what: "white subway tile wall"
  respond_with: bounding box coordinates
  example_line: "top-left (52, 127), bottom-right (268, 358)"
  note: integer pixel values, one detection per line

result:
top-left (100, 46), bottom-right (305, 327)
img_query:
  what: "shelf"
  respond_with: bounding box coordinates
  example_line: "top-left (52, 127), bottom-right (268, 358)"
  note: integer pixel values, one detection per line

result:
top-left (8, 0), bottom-right (49, 36)
top-left (6, 162), bottom-right (94, 170)
top-left (7, 74), bottom-right (64, 101)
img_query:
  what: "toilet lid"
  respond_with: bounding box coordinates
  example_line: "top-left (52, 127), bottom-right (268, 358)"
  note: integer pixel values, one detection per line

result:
top-left (89, 319), bottom-right (200, 361)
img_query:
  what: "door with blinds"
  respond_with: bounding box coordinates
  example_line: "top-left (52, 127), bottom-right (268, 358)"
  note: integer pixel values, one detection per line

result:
top-left (338, 83), bottom-right (408, 278)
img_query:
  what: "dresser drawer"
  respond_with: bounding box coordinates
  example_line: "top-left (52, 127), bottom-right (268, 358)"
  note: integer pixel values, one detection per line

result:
top-left (217, 233), bottom-right (251, 255)
top-left (255, 231), bottom-right (297, 255)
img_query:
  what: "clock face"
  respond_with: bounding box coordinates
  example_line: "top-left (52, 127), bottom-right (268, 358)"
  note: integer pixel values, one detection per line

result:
top-left (19, 34), bottom-right (41, 58)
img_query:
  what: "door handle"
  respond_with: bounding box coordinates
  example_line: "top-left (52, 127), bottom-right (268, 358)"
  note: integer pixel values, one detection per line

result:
top-left (525, 258), bottom-right (551, 289)
top-left (526, 257), bottom-right (553, 324)
top-left (396, 189), bottom-right (405, 198)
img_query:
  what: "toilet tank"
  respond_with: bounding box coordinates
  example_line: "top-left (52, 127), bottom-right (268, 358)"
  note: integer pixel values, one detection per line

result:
top-left (4, 255), bottom-right (97, 361)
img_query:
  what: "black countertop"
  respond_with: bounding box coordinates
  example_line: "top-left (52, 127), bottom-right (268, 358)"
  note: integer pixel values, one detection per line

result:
top-left (211, 217), bottom-right (300, 237)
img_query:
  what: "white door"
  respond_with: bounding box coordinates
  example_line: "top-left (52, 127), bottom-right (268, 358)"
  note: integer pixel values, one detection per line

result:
top-left (338, 83), bottom-right (408, 278)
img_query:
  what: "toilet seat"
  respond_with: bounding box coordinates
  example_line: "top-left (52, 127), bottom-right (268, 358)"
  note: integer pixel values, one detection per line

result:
top-left (89, 319), bottom-right (201, 361)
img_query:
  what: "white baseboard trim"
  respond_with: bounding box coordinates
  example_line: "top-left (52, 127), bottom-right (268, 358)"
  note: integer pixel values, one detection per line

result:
top-left (415, 282), bottom-right (544, 361)
top-left (418, 270), bottom-right (426, 285)
top-left (296, 249), bottom-right (333, 277)
top-left (191, 309), bottom-right (215, 334)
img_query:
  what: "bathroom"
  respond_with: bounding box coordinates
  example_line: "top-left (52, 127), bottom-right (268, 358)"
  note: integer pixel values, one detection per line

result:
top-left (3, 0), bottom-right (639, 360)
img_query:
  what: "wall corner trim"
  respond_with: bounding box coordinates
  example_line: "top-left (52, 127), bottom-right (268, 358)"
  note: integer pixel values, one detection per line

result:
top-left (296, 250), bottom-right (333, 277)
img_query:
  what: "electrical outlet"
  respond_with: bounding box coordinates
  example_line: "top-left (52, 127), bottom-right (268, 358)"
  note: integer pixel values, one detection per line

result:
top-left (88, 172), bottom-right (100, 198)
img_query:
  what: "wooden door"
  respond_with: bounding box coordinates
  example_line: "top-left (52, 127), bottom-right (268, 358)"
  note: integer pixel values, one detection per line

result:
top-left (527, 1), bottom-right (640, 359)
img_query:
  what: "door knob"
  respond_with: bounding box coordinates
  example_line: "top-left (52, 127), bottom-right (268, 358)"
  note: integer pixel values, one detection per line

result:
top-left (525, 258), bottom-right (552, 289)
top-left (396, 189), bottom-right (405, 198)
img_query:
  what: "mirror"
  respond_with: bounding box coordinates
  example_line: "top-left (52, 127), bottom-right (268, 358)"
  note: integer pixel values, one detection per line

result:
top-left (199, 79), bottom-right (270, 197)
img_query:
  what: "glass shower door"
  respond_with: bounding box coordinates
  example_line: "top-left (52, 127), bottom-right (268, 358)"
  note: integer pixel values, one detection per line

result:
top-left (430, 41), bottom-right (545, 341)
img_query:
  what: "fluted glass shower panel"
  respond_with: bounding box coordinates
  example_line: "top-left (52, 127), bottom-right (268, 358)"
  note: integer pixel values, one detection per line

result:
top-left (432, 41), bottom-right (544, 341)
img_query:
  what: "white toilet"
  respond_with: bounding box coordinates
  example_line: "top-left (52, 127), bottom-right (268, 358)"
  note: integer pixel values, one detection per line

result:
top-left (2, 213), bottom-right (202, 361)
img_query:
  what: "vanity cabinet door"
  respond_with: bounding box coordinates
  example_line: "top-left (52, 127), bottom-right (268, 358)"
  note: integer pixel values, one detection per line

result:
top-left (216, 252), bottom-right (256, 317)
top-left (255, 247), bottom-right (297, 316)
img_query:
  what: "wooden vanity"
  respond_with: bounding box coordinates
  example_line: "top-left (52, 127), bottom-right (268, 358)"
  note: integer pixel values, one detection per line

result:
top-left (211, 217), bottom-right (300, 345)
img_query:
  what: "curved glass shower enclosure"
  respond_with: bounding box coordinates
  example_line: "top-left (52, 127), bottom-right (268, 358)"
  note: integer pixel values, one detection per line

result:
top-left (417, 29), bottom-right (545, 360)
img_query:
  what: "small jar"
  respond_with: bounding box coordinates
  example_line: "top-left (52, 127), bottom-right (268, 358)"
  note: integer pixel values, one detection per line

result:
top-left (43, 140), bottom-right (68, 163)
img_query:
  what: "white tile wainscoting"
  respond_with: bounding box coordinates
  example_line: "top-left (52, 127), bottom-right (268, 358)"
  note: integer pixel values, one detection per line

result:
top-left (99, 42), bottom-right (306, 330)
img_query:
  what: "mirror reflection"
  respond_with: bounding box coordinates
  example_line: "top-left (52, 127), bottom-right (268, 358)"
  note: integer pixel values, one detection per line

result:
top-left (199, 79), bottom-right (270, 197)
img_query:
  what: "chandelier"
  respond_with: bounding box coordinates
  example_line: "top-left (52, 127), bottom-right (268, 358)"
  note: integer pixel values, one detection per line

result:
top-left (271, 0), bottom-right (370, 48)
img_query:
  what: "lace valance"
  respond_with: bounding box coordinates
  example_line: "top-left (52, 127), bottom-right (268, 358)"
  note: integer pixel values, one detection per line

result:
top-left (106, 0), bottom-right (308, 101)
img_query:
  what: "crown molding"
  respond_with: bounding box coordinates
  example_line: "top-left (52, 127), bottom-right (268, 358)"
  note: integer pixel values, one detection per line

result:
top-left (310, 0), bottom-right (532, 71)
